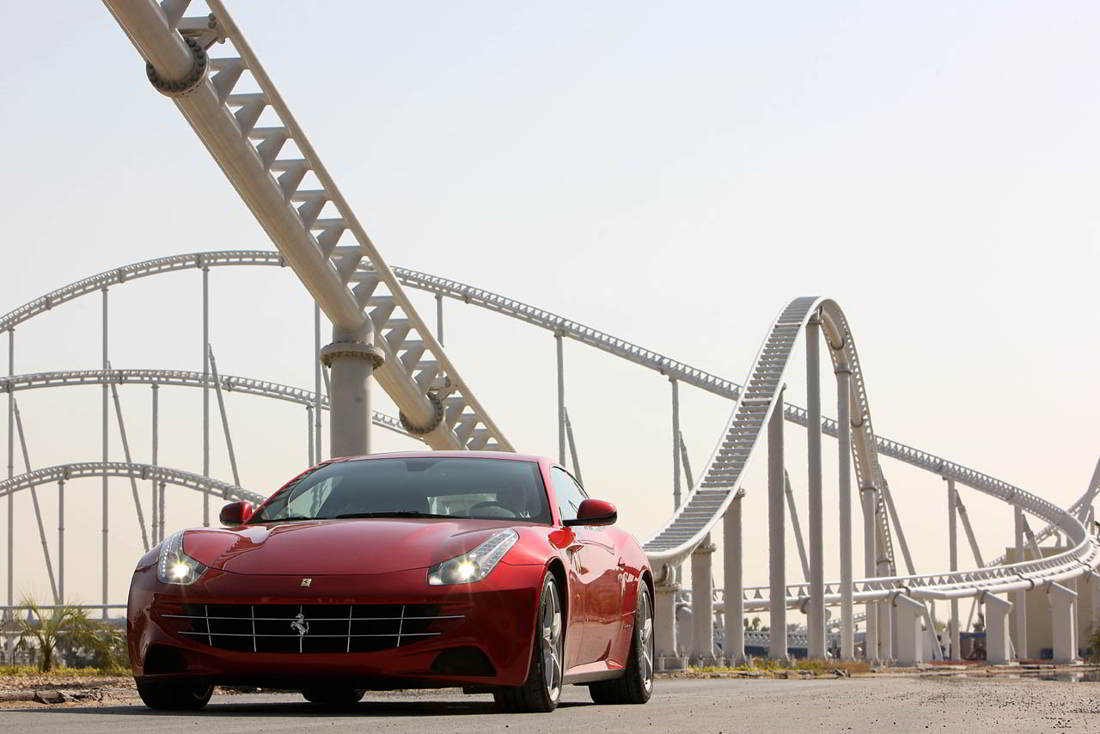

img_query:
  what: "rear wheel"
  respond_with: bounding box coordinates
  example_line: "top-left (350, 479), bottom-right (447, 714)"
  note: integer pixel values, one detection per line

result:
top-left (135, 678), bottom-right (214, 711)
top-left (493, 573), bottom-right (564, 713)
top-left (301, 687), bottom-right (365, 706)
top-left (589, 582), bottom-right (654, 705)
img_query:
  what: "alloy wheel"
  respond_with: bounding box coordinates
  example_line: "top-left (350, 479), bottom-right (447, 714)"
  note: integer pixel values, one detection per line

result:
top-left (541, 578), bottom-right (563, 701)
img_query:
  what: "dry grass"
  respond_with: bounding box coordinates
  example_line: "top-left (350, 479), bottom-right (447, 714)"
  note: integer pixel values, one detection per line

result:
top-left (690, 658), bottom-right (871, 675)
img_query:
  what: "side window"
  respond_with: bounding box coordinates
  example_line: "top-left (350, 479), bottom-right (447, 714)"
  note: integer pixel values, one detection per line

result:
top-left (551, 467), bottom-right (587, 522)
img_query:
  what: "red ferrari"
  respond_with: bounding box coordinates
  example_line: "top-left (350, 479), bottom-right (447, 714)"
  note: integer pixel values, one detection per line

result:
top-left (127, 451), bottom-right (654, 713)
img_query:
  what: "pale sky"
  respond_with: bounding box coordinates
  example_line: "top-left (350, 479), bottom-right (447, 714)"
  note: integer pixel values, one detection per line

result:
top-left (1, 1), bottom-right (1098, 618)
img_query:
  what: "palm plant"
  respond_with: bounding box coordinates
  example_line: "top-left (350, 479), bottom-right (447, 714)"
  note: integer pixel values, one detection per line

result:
top-left (15, 597), bottom-right (126, 672)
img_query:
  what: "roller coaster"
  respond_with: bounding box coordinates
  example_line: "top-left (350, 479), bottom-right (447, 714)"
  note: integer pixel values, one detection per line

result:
top-left (2, 0), bottom-right (1097, 668)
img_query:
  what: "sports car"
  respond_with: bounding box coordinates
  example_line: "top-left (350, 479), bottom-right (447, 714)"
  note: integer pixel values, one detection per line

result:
top-left (127, 451), bottom-right (654, 712)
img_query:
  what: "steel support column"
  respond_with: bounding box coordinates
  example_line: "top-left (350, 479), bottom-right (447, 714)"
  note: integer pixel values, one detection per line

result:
top-left (12, 399), bottom-right (59, 602)
top-left (321, 323), bottom-right (385, 458)
top-left (784, 473), bottom-right (811, 582)
top-left (151, 384), bottom-right (159, 544)
top-left (158, 481), bottom-right (166, 542)
top-left (57, 479), bottom-right (64, 602)
top-left (768, 387), bottom-right (788, 661)
top-left (947, 478), bottom-right (960, 659)
top-left (563, 407), bottom-right (583, 484)
top-left (307, 406), bottom-right (315, 466)
top-left (723, 491), bottom-right (745, 665)
top-left (435, 293), bottom-right (444, 346)
top-left (201, 266), bottom-right (210, 527)
top-left (555, 332), bottom-right (565, 466)
top-left (313, 303), bottom-right (322, 463)
top-left (108, 375), bottom-right (150, 552)
top-left (207, 348), bottom-right (240, 487)
top-left (860, 481), bottom-right (878, 663)
top-left (671, 378), bottom-right (681, 510)
top-left (690, 536), bottom-right (715, 665)
top-left (805, 317), bottom-right (824, 658)
top-left (835, 366), bottom-right (854, 660)
top-left (101, 287), bottom-right (109, 618)
top-left (5, 327), bottom-right (13, 612)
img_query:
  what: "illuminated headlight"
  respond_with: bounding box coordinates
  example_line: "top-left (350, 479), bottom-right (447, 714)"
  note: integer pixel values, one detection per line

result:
top-left (156, 531), bottom-right (207, 586)
top-left (428, 529), bottom-right (518, 585)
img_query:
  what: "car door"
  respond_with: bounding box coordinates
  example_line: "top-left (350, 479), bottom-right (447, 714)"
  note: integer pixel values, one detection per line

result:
top-left (551, 468), bottom-right (623, 665)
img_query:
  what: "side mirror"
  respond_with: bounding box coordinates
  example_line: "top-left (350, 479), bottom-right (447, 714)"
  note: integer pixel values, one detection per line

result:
top-left (220, 501), bottom-right (254, 526)
top-left (564, 499), bottom-right (617, 527)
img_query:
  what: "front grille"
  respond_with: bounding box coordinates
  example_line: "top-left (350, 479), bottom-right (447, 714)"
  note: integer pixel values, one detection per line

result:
top-left (160, 603), bottom-right (464, 654)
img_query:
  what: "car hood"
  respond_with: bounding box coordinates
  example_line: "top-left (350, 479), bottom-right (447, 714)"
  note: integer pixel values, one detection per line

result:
top-left (181, 518), bottom-right (517, 575)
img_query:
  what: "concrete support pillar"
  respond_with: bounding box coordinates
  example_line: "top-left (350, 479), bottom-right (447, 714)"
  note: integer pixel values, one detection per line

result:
top-left (690, 536), bottom-right (716, 665)
top-left (805, 317), bottom-right (824, 658)
top-left (835, 367), bottom-right (854, 660)
top-left (983, 593), bottom-right (1014, 665)
top-left (893, 594), bottom-right (925, 666)
top-left (654, 575), bottom-right (684, 670)
top-left (320, 323), bottom-right (385, 458)
top-left (768, 388), bottom-right (788, 661)
top-left (1047, 582), bottom-right (1078, 664)
top-left (723, 492), bottom-right (745, 665)
top-left (1012, 507), bottom-right (1028, 660)
top-left (860, 482), bottom-right (878, 662)
top-left (1088, 572), bottom-right (1100, 639)
top-left (877, 589), bottom-right (893, 662)
top-left (947, 478), bottom-right (960, 659)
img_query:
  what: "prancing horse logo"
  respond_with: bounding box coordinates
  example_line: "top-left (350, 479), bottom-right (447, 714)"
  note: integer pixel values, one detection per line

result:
top-left (291, 612), bottom-right (309, 637)
top-left (300, 578), bottom-right (312, 587)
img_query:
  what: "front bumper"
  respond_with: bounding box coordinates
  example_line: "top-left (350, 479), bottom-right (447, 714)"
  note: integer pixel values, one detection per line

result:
top-left (128, 562), bottom-right (545, 689)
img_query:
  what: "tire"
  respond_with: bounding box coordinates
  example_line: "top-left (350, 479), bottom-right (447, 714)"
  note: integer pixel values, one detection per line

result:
top-left (301, 687), bottom-right (366, 706)
top-left (135, 677), bottom-right (214, 711)
top-left (589, 582), bottom-right (654, 705)
top-left (493, 573), bottom-right (564, 713)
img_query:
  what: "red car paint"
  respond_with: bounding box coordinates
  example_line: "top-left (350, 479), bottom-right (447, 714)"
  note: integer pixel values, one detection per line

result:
top-left (127, 451), bottom-right (653, 690)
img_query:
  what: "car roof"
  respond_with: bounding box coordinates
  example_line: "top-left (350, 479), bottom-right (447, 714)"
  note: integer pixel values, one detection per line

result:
top-left (329, 450), bottom-right (546, 464)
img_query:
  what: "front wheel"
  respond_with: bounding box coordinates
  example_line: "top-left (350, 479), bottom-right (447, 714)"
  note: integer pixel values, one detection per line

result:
top-left (135, 678), bottom-right (214, 711)
top-left (589, 581), bottom-right (654, 705)
top-left (494, 573), bottom-right (564, 713)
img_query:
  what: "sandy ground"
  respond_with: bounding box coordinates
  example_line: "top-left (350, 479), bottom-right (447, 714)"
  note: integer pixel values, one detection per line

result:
top-left (0, 675), bottom-right (1098, 732)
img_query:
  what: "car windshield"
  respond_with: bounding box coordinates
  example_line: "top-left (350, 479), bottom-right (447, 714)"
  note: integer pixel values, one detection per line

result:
top-left (250, 457), bottom-right (552, 524)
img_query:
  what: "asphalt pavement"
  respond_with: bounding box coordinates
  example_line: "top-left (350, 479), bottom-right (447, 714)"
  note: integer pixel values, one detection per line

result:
top-left (3, 675), bottom-right (1099, 733)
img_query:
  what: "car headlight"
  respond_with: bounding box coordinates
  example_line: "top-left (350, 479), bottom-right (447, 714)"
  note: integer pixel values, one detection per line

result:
top-left (157, 531), bottom-right (207, 586)
top-left (428, 529), bottom-right (518, 585)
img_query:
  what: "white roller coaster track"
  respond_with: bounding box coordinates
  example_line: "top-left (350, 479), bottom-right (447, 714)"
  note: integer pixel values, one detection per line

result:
top-left (0, 368), bottom-right (411, 439)
top-left (0, 462), bottom-right (264, 505)
top-left (5, 254), bottom-right (1096, 608)
top-left (102, 0), bottom-right (509, 453)
top-left (24, 0), bottom-right (1085, 615)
